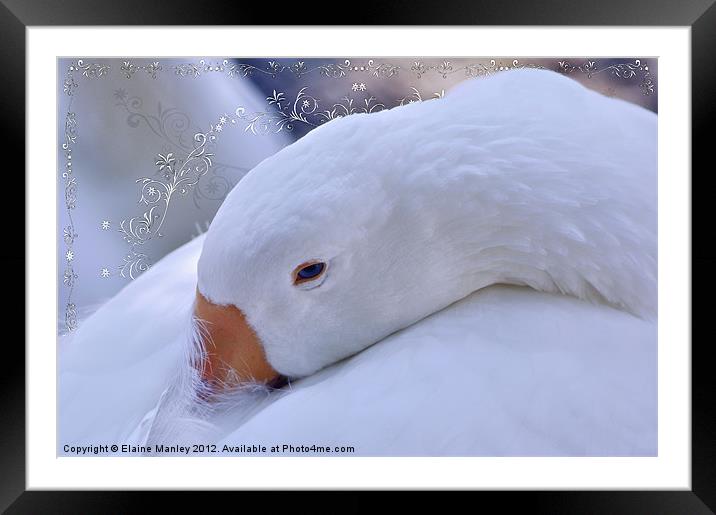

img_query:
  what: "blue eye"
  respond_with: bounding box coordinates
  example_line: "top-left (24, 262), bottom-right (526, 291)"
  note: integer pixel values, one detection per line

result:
top-left (297, 262), bottom-right (325, 280)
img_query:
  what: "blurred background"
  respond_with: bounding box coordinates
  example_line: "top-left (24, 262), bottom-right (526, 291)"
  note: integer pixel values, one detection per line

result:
top-left (57, 57), bottom-right (657, 333)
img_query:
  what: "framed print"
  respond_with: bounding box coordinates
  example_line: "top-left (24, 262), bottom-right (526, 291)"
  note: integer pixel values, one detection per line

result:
top-left (6, 0), bottom-right (714, 512)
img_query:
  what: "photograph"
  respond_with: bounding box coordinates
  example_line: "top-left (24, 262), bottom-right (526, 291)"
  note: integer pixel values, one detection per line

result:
top-left (1, 0), bottom-right (706, 505)
top-left (57, 56), bottom-right (658, 458)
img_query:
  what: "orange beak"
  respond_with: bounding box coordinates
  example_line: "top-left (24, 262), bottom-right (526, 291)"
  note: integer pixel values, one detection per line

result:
top-left (193, 289), bottom-right (279, 387)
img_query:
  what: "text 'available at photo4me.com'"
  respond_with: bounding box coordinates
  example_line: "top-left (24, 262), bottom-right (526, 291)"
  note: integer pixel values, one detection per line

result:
top-left (62, 442), bottom-right (357, 456)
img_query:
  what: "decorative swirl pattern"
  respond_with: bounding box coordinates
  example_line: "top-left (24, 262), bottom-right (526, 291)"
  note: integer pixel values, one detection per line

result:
top-left (63, 60), bottom-right (110, 96)
top-left (119, 251), bottom-right (151, 280)
top-left (120, 205), bottom-right (159, 246)
top-left (74, 59), bottom-right (111, 79)
top-left (60, 110), bottom-right (79, 331)
top-left (216, 86), bottom-right (442, 135)
top-left (193, 167), bottom-right (237, 208)
top-left (114, 91), bottom-right (247, 203)
top-left (557, 59), bottom-right (654, 95)
top-left (398, 88), bottom-right (445, 106)
top-left (121, 60), bottom-right (162, 79)
top-left (119, 133), bottom-right (216, 252)
top-left (115, 91), bottom-right (195, 150)
top-left (65, 303), bottom-right (78, 332)
top-left (365, 59), bottom-right (400, 78)
top-left (113, 57), bottom-right (655, 98)
top-left (63, 75), bottom-right (77, 96)
top-left (116, 130), bottom-right (222, 275)
top-left (315, 96), bottom-right (386, 122)
top-left (234, 87), bottom-right (323, 134)
top-left (411, 59), bottom-right (543, 80)
top-left (169, 59), bottom-right (405, 80)
top-left (58, 60), bottom-right (110, 330)
top-left (110, 92), bottom-right (251, 281)
top-left (173, 61), bottom-right (206, 77)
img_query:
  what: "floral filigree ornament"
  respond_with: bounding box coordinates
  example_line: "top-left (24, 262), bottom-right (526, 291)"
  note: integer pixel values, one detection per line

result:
top-left (59, 60), bottom-right (110, 331)
top-left (114, 91), bottom-right (246, 209)
top-left (557, 59), bottom-right (655, 95)
top-left (170, 59), bottom-right (399, 80)
top-left (221, 87), bottom-right (389, 136)
top-left (114, 91), bottom-right (196, 150)
top-left (121, 60), bottom-right (163, 79)
top-left (398, 88), bottom-right (445, 106)
top-left (117, 132), bottom-right (217, 278)
top-left (119, 250), bottom-right (152, 280)
top-left (233, 87), bottom-right (320, 134)
top-left (228, 84), bottom-right (453, 135)
top-left (63, 59), bottom-right (111, 96)
top-left (317, 96), bottom-right (387, 122)
top-left (411, 59), bottom-right (544, 80)
top-left (61, 111), bottom-right (79, 331)
top-left (110, 57), bottom-right (656, 97)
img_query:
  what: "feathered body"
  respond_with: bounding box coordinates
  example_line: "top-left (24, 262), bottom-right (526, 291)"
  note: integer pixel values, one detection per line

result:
top-left (198, 68), bottom-right (656, 377)
top-left (59, 69), bottom-right (657, 455)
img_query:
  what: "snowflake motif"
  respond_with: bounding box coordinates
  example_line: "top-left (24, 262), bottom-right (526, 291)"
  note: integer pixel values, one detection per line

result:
top-left (219, 116), bottom-right (227, 124)
top-left (155, 153), bottom-right (175, 172)
top-left (66, 250), bottom-right (74, 262)
top-left (302, 99), bottom-right (310, 108)
top-left (351, 82), bottom-right (366, 92)
top-left (101, 220), bottom-right (111, 230)
top-left (215, 124), bottom-right (223, 133)
top-left (100, 268), bottom-right (110, 278)
top-left (147, 186), bottom-right (157, 196)
top-left (113, 88), bottom-right (128, 100)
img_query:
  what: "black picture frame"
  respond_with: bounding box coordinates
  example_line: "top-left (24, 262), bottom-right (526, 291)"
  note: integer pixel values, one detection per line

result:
top-left (5, 0), bottom-right (713, 511)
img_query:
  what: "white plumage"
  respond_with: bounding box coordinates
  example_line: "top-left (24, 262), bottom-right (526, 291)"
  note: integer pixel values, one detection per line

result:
top-left (59, 69), bottom-right (657, 456)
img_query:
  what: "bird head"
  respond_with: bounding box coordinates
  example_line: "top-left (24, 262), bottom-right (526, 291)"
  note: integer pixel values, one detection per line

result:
top-left (194, 101), bottom-right (472, 386)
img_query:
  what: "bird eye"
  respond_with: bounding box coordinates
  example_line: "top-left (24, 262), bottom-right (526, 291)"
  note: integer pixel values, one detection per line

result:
top-left (293, 261), bottom-right (327, 286)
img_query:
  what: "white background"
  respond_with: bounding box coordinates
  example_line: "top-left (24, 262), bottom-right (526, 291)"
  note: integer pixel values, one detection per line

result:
top-left (27, 27), bottom-right (691, 489)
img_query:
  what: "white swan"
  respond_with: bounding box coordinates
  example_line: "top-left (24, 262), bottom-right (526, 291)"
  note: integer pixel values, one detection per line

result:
top-left (59, 68), bottom-right (657, 456)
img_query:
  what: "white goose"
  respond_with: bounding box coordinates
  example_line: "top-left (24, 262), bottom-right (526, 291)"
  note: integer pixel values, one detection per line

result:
top-left (59, 68), bottom-right (657, 456)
